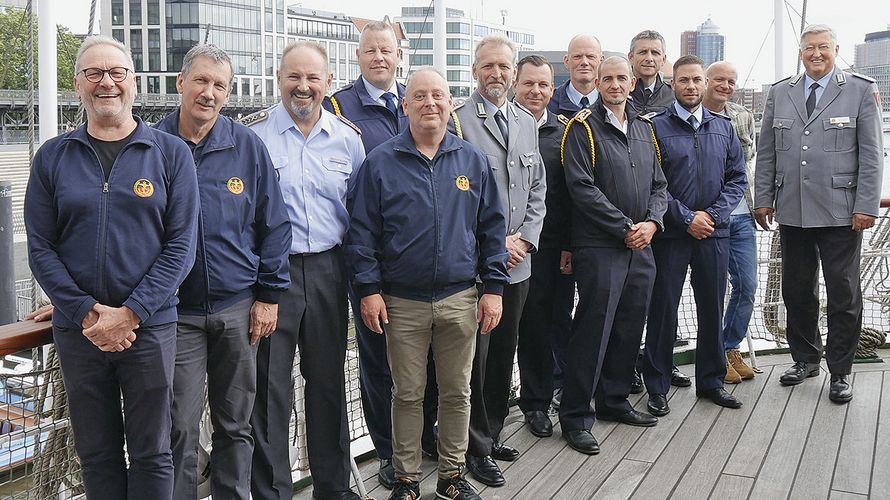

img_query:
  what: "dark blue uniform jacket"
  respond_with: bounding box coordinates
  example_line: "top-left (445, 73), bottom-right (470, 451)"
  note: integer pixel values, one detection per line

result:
top-left (324, 78), bottom-right (409, 154)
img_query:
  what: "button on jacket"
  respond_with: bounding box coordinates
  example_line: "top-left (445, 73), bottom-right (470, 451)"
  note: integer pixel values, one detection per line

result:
top-left (248, 104), bottom-right (366, 253)
top-left (649, 104), bottom-right (747, 239)
top-left (155, 111), bottom-right (291, 315)
top-left (346, 129), bottom-right (510, 302)
top-left (25, 118), bottom-right (199, 330)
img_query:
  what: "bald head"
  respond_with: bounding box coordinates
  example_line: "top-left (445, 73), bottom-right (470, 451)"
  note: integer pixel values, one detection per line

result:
top-left (703, 60), bottom-right (739, 112)
top-left (564, 35), bottom-right (603, 93)
top-left (404, 67), bottom-right (453, 137)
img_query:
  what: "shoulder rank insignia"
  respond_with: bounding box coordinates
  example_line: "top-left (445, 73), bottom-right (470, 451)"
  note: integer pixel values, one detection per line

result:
top-left (560, 108), bottom-right (595, 168)
top-left (573, 108), bottom-right (592, 121)
top-left (336, 115), bottom-right (362, 135)
top-left (557, 114), bottom-right (570, 126)
top-left (240, 110), bottom-right (269, 127)
top-left (848, 71), bottom-right (876, 84)
top-left (786, 73), bottom-right (803, 86)
top-left (453, 97), bottom-right (468, 110)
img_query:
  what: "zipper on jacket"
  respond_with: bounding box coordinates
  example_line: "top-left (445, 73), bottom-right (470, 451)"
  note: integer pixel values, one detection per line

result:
top-left (693, 131), bottom-right (702, 209)
top-left (627, 145), bottom-right (640, 218)
top-left (89, 146), bottom-right (111, 304)
top-left (193, 155), bottom-right (213, 314)
top-left (425, 155), bottom-right (440, 301)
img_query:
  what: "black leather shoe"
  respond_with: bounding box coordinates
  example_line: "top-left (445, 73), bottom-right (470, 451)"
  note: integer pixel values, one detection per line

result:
top-left (647, 393), bottom-right (670, 416)
top-left (466, 454), bottom-right (505, 487)
top-left (696, 387), bottom-right (743, 408)
top-left (388, 478), bottom-right (420, 500)
top-left (524, 410), bottom-right (553, 437)
top-left (378, 458), bottom-right (395, 489)
top-left (598, 409), bottom-right (658, 427)
top-left (490, 441), bottom-right (519, 461)
top-left (671, 366), bottom-right (692, 387)
top-left (564, 429), bottom-right (600, 455)
top-left (829, 374), bottom-right (853, 404)
top-left (779, 361), bottom-right (820, 386)
top-left (312, 491), bottom-right (362, 500)
top-left (630, 368), bottom-right (644, 394)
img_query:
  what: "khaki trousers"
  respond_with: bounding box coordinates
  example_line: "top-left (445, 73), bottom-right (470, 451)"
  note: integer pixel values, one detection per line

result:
top-left (383, 286), bottom-right (478, 480)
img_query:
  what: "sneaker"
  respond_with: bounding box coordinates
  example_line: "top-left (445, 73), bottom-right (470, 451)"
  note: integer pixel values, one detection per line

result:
top-left (437, 472), bottom-right (481, 500)
top-left (388, 478), bottom-right (420, 500)
top-left (727, 349), bottom-right (755, 379)
top-left (724, 353), bottom-right (742, 384)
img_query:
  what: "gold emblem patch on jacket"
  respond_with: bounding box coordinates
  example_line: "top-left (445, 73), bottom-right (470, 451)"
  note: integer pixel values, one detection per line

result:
top-left (133, 179), bottom-right (154, 198)
top-left (455, 175), bottom-right (470, 191)
top-left (227, 177), bottom-right (245, 195)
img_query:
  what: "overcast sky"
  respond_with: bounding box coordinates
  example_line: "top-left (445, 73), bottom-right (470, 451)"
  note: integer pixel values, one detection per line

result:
top-left (54, 0), bottom-right (890, 89)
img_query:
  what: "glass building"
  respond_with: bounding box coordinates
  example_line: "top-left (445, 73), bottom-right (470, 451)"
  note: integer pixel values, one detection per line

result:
top-left (679, 18), bottom-right (725, 67)
top-left (855, 27), bottom-right (890, 116)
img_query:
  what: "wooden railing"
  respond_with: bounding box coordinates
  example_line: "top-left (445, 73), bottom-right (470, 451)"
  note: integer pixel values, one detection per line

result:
top-left (0, 320), bottom-right (52, 357)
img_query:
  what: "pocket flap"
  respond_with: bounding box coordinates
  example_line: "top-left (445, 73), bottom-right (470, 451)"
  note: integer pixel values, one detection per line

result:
top-left (822, 117), bottom-right (857, 130)
top-left (773, 118), bottom-right (795, 129)
top-left (323, 156), bottom-right (351, 173)
top-left (831, 174), bottom-right (857, 189)
top-left (775, 173), bottom-right (784, 187)
top-left (272, 156), bottom-right (288, 170)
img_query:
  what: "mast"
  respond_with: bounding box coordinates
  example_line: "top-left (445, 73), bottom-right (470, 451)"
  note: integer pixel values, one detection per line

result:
top-left (774, 0), bottom-right (784, 80)
top-left (38, 0), bottom-right (58, 144)
top-left (433, 0), bottom-right (446, 75)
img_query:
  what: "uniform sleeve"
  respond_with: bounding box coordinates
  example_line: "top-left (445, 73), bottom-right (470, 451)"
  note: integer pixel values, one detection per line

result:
top-left (852, 81), bottom-right (884, 217)
top-left (705, 125), bottom-right (747, 226)
top-left (345, 156), bottom-right (384, 298)
top-left (346, 132), bottom-right (367, 205)
top-left (562, 119), bottom-right (634, 240)
top-left (25, 146), bottom-right (99, 326)
top-left (754, 86), bottom-right (779, 210)
top-left (122, 140), bottom-right (199, 322)
top-left (646, 144), bottom-right (668, 230)
top-left (252, 137), bottom-right (292, 303)
top-left (517, 134), bottom-right (547, 252)
top-left (476, 151), bottom-right (510, 296)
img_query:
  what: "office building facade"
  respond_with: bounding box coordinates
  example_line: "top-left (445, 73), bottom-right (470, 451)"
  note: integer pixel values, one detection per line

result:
top-left (854, 27), bottom-right (890, 116)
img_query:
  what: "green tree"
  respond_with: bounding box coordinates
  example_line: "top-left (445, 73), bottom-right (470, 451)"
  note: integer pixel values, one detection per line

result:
top-left (0, 8), bottom-right (83, 90)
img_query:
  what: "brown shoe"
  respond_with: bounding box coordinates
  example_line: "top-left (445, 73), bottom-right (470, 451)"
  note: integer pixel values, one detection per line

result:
top-left (724, 354), bottom-right (742, 384)
top-left (727, 349), bottom-right (755, 380)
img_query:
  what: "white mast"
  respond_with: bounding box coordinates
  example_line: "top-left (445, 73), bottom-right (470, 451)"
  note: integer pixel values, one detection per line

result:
top-left (774, 0), bottom-right (784, 80)
top-left (433, 0), bottom-right (446, 75)
top-left (38, 0), bottom-right (59, 144)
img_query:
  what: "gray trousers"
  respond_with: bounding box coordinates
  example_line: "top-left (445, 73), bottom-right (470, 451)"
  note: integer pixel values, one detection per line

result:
top-left (171, 298), bottom-right (257, 500)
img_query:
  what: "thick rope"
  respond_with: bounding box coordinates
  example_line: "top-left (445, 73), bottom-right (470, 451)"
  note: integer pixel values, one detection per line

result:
top-left (856, 327), bottom-right (887, 360)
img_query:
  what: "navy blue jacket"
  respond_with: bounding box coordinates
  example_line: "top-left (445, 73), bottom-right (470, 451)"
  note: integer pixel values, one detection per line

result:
top-left (547, 81), bottom-right (583, 119)
top-left (25, 119), bottom-right (199, 330)
top-left (324, 78), bottom-right (408, 155)
top-left (628, 74), bottom-right (675, 115)
top-left (155, 111), bottom-right (291, 315)
top-left (650, 105), bottom-right (747, 239)
top-left (346, 129), bottom-right (510, 302)
top-left (536, 111), bottom-right (572, 250)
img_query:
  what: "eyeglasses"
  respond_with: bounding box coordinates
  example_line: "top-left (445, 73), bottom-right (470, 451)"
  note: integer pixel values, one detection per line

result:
top-left (80, 67), bottom-right (131, 83)
top-left (801, 44), bottom-right (833, 54)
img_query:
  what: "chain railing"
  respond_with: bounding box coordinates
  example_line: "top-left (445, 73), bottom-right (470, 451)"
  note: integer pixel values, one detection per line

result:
top-left (2, 203), bottom-right (889, 498)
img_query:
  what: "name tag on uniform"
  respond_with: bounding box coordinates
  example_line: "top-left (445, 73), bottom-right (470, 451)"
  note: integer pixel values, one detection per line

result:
top-left (829, 116), bottom-right (851, 125)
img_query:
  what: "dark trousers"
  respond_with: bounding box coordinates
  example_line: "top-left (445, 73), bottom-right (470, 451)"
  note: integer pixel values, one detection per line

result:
top-left (172, 298), bottom-right (256, 500)
top-left (559, 247), bottom-right (655, 431)
top-left (350, 288), bottom-right (439, 460)
top-left (250, 249), bottom-right (351, 500)
top-left (467, 279), bottom-right (530, 456)
top-left (644, 237), bottom-right (729, 395)
top-left (517, 248), bottom-right (575, 412)
top-left (54, 321), bottom-right (176, 500)
top-left (780, 225), bottom-right (863, 374)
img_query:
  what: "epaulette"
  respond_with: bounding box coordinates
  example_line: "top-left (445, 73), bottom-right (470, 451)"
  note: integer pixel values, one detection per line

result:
top-left (557, 114), bottom-right (570, 126)
top-left (560, 108), bottom-right (595, 168)
top-left (450, 111), bottom-right (463, 139)
top-left (453, 98), bottom-right (468, 110)
top-left (336, 115), bottom-right (362, 135)
top-left (848, 71), bottom-right (875, 84)
top-left (332, 82), bottom-right (355, 94)
top-left (712, 112), bottom-right (732, 120)
top-left (785, 73), bottom-right (802, 86)
top-left (240, 109), bottom-right (270, 127)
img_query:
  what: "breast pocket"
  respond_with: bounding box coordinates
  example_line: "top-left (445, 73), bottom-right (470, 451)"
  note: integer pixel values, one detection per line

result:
top-left (321, 156), bottom-right (351, 198)
top-left (772, 118), bottom-right (795, 151)
top-left (519, 153), bottom-right (538, 190)
top-left (822, 117), bottom-right (857, 152)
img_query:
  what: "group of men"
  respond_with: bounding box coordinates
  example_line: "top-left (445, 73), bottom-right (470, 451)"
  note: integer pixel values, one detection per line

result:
top-left (22, 18), bottom-right (882, 500)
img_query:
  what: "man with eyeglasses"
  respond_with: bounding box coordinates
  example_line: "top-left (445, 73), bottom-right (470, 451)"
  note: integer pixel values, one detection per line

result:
top-left (25, 35), bottom-right (199, 499)
top-left (755, 24), bottom-right (884, 404)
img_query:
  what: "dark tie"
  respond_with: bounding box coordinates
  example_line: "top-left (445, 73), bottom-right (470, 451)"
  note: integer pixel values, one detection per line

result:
top-left (805, 82), bottom-right (819, 117)
top-left (383, 92), bottom-right (398, 116)
top-left (687, 114), bottom-right (698, 130)
top-left (579, 96), bottom-right (590, 108)
top-left (494, 110), bottom-right (509, 146)
top-left (643, 88), bottom-right (653, 99)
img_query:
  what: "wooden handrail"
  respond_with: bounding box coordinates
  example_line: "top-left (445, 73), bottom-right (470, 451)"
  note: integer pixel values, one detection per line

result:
top-left (0, 321), bottom-right (53, 358)
top-left (882, 198), bottom-right (890, 208)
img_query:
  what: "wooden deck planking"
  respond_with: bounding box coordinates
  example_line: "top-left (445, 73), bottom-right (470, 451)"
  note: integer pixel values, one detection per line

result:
top-left (293, 353), bottom-right (890, 500)
top-left (832, 371), bottom-right (883, 495)
top-left (669, 368), bottom-right (770, 500)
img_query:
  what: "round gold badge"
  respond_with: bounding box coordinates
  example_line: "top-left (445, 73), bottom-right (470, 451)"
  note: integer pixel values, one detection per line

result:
top-left (455, 175), bottom-right (470, 192)
top-left (227, 177), bottom-right (244, 195)
top-left (133, 179), bottom-right (154, 198)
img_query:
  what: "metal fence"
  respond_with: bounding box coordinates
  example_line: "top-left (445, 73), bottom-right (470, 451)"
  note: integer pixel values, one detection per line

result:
top-left (2, 207), bottom-right (889, 498)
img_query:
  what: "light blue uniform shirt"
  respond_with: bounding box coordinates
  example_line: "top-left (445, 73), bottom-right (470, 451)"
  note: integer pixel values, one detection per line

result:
top-left (565, 82), bottom-right (598, 108)
top-left (803, 69), bottom-right (834, 108)
top-left (673, 101), bottom-right (704, 129)
top-left (249, 103), bottom-right (366, 254)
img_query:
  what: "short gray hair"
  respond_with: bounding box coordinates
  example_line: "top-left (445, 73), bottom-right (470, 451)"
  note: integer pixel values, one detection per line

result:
top-left (800, 24), bottom-right (837, 46)
top-left (280, 41), bottom-right (329, 73)
top-left (75, 35), bottom-right (134, 74)
top-left (598, 56), bottom-right (633, 77)
top-left (360, 21), bottom-right (397, 47)
top-left (474, 35), bottom-right (517, 64)
top-left (181, 44), bottom-right (233, 81)
top-left (629, 30), bottom-right (666, 55)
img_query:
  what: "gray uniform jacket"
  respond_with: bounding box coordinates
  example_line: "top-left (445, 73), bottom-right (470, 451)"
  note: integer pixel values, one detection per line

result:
top-left (451, 91), bottom-right (547, 284)
top-left (754, 69), bottom-right (884, 227)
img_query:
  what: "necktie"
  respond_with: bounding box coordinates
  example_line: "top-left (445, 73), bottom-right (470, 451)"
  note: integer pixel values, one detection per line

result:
top-left (494, 110), bottom-right (509, 146)
top-left (687, 114), bottom-right (698, 130)
top-left (579, 96), bottom-right (590, 108)
top-left (805, 82), bottom-right (819, 117)
top-left (383, 92), bottom-right (399, 116)
top-left (643, 88), bottom-right (653, 99)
